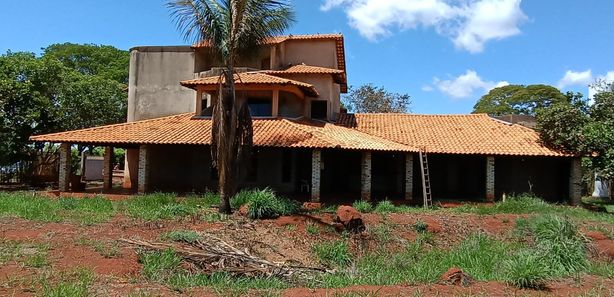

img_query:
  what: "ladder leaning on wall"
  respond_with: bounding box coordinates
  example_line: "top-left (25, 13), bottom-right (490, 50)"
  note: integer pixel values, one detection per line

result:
top-left (419, 149), bottom-right (433, 208)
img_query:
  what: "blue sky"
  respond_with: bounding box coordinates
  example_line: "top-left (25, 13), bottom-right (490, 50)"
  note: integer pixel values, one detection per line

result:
top-left (1, 0), bottom-right (612, 114)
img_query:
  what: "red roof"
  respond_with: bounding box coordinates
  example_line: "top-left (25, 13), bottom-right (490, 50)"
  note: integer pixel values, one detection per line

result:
top-left (180, 72), bottom-right (319, 97)
top-left (336, 113), bottom-right (568, 156)
top-left (30, 113), bottom-right (415, 152)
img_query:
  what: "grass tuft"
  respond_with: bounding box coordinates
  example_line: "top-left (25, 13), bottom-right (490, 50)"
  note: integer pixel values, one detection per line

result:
top-left (313, 240), bottom-right (352, 268)
top-left (239, 188), bottom-right (299, 219)
top-left (352, 200), bottom-right (373, 213)
top-left (162, 230), bottom-right (202, 244)
top-left (374, 200), bottom-right (396, 214)
top-left (502, 249), bottom-right (549, 289)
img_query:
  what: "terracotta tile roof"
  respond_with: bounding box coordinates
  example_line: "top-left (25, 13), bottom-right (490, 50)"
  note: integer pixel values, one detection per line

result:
top-left (264, 64), bottom-right (344, 75)
top-left (263, 64), bottom-right (346, 85)
top-left (193, 34), bottom-right (348, 92)
top-left (180, 72), bottom-right (319, 97)
top-left (336, 113), bottom-right (567, 156)
top-left (30, 113), bottom-right (416, 152)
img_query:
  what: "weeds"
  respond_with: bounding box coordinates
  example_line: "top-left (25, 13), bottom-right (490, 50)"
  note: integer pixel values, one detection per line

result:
top-left (240, 188), bottom-right (299, 219)
top-left (25, 253), bottom-right (49, 268)
top-left (162, 230), bottom-right (202, 244)
top-left (0, 192), bottom-right (115, 224)
top-left (374, 200), bottom-right (396, 214)
top-left (306, 224), bottom-right (320, 235)
top-left (502, 249), bottom-right (549, 289)
top-left (122, 193), bottom-right (199, 221)
top-left (313, 240), bottom-right (352, 268)
top-left (413, 220), bottom-right (428, 233)
top-left (40, 267), bottom-right (95, 297)
top-left (352, 200), bottom-right (373, 213)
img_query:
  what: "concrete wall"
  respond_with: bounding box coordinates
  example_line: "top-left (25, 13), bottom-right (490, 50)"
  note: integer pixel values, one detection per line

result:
top-left (128, 46), bottom-right (196, 121)
top-left (282, 40), bottom-right (338, 69)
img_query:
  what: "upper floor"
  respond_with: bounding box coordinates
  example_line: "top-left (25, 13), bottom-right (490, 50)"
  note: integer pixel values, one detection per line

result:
top-left (127, 34), bottom-right (347, 123)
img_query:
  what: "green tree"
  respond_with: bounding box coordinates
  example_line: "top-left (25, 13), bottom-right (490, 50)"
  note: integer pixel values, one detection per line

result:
top-left (343, 84), bottom-right (411, 113)
top-left (167, 0), bottom-right (295, 214)
top-left (43, 43), bottom-right (130, 83)
top-left (0, 45), bottom-right (128, 168)
top-left (536, 85), bottom-right (614, 194)
top-left (473, 84), bottom-right (570, 116)
top-left (0, 53), bottom-right (64, 165)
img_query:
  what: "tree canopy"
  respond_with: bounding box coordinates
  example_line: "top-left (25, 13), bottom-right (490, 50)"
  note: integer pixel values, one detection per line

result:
top-left (343, 84), bottom-right (411, 113)
top-left (0, 44), bottom-right (129, 166)
top-left (473, 84), bottom-right (571, 116)
top-left (536, 84), bottom-right (614, 179)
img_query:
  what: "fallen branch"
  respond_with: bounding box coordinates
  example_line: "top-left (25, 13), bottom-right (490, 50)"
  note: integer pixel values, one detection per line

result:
top-left (121, 233), bottom-right (330, 282)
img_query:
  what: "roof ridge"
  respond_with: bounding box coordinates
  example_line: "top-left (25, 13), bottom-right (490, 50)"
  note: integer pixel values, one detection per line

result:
top-left (351, 113), bottom-right (486, 117)
top-left (30, 113), bottom-right (194, 140)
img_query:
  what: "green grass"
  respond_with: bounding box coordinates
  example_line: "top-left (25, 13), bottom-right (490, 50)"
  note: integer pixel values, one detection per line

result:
top-left (306, 224), bottom-right (320, 235)
top-left (40, 267), bottom-right (94, 297)
top-left (313, 240), bottom-right (352, 268)
top-left (161, 230), bottom-right (202, 244)
top-left (374, 200), bottom-right (396, 214)
top-left (25, 253), bottom-right (49, 268)
top-left (235, 188), bottom-right (299, 219)
top-left (352, 200), bottom-right (373, 213)
top-left (139, 249), bottom-right (287, 291)
top-left (120, 193), bottom-right (201, 221)
top-left (0, 238), bottom-right (22, 265)
top-left (75, 237), bottom-right (120, 258)
top-left (502, 249), bottom-right (549, 289)
top-left (453, 194), bottom-right (614, 223)
top-left (0, 192), bottom-right (115, 225)
top-left (413, 220), bottom-right (428, 233)
top-left (319, 233), bottom-right (514, 287)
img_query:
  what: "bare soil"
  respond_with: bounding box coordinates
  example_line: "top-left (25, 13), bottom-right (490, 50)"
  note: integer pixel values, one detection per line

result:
top-left (0, 200), bottom-right (612, 296)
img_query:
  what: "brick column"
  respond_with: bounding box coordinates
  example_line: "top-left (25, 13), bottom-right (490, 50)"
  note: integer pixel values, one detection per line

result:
top-left (138, 145), bottom-right (150, 194)
top-left (58, 143), bottom-right (71, 192)
top-left (102, 146), bottom-right (113, 190)
top-left (569, 158), bottom-right (582, 205)
top-left (311, 150), bottom-right (321, 202)
top-left (405, 153), bottom-right (413, 200)
top-left (486, 156), bottom-right (495, 201)
top-left (361, 151), bottom-right (372, 201)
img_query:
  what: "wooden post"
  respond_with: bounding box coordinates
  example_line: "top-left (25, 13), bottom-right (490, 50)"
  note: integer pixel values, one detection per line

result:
top-left (272, 89), bottom-right (279, 117)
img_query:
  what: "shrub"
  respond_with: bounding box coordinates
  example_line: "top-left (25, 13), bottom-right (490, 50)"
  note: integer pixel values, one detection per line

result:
top-left (352, 200), bottom-right (373, 213)
top-left (162, 230), bottom-right (202, 244)
top-left (313, 240), bottom-right (352, 267)
top-left (413, 220), bottom-right (428, 233)
top-left (503, 249), bottom-right (549, 289)
top-left (241, 188), bottom-right (298, 219)
top-left (529, 215), bottom-right (588, 275)
top-left (374, 200), bottom-right (396, 213)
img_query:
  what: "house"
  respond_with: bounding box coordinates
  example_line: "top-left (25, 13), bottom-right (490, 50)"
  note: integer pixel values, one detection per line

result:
top-left (30, 34), bottom-right (582, 205)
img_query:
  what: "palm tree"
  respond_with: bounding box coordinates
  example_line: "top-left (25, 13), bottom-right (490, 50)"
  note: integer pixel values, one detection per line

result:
top-left (167, 0), bottom-right (294, 213)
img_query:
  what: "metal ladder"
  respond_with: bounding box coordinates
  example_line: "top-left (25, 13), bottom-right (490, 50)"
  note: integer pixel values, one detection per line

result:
top-left (419, 150), bottom-right (433, 208)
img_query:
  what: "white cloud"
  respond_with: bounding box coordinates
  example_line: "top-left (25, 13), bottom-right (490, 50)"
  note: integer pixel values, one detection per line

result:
top-left (321, 0), bottom-right (527, 53)
top-left (422, 85), bottom-right (434, 92)
top-left (557, 70), bottom-right (593, 89)
top-left (432, 70), bottom-right (509, 99)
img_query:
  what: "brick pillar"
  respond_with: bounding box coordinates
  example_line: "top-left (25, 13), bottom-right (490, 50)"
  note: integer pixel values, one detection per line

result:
top-left (311, 150), bottom-right (321, 202)
top-left (486, 156), bottom-right (495, 201)
top-left (361, 151), bottom-right (372, 201)
top-left (138, 145), bottom-right (150, 194)
top-left (103, 146), bottom-right (113, 190)
top-left (405, 153), bottom-right (413, 200)
top-left (58, 143), bottom-right (71, 192)
top-left (569, 158), bottom-right (582, 205)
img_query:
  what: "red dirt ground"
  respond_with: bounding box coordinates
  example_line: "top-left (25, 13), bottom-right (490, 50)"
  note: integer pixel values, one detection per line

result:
top-left (1, 195), bottom-right (613, 296)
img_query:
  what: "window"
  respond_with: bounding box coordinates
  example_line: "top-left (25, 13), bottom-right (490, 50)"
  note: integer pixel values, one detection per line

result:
top-left (248, 98), bottom-right (272, 117)
top-left (311, 100), bottom-right (328, 120)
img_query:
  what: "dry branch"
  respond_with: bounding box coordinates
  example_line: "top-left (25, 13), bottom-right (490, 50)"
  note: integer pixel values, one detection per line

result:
top-left (121, 233), bottom-right (330, 282)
